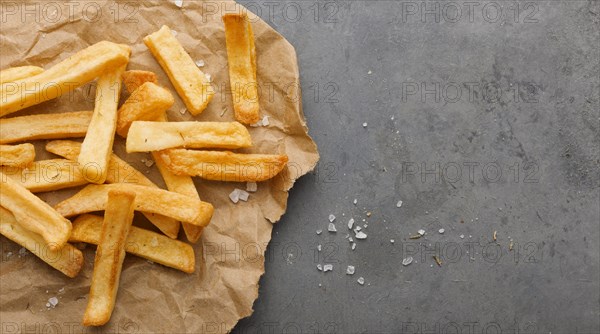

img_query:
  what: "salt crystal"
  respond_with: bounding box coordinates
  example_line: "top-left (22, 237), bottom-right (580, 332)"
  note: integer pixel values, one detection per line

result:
top-left (438, 228), bottom-right (445, 234)
top-left (323, 264), bottom-right (333, 272)
top-left (262, 116), bottom-right (270, 126)
top-left (328, 223), bottom-right (337, 232)
top-left (317, 264), bottom-right (323, 271)
top-left (238, 189), bottom-right (250, 202)
top-left (362, 122), bottom-right (368, 128)
top-left (357, 277), bottom-right (365, 285)
top-left (48, 297), bottom-right (58, 308)
top-left (417, 229), bottom-right (425, 236)
top-left (353, 199), bottom-right (357, 205)
top-left (460, 234), bottom-right (465, 239)
top-left (246, 182), bottom-right (258, 192)
top-left (171, 29), bottom-right (178, 36)
top-left (46, 303), bottom-right (50, 308)
top-left (402, 256), bottom-right (413, 266)
top-left (328, 214), bottom-right (336, 222)
top-left (368, 70), bottom-right (372, 74)
top-left (18, 248), bottom-right (27, 256)
top-left (396, 200), bottom-right (403, 208)
top-left (348, 218), bottom-right (354, 229)
top-left (317, 245), bottom-right (322, 251)
top-left (179, 107), bottom-right (187, 115)
top-left (390, 239), bottom-right (395, 243)
top-left (354, 226), bottom-right (362, 232)
top-left (316, 229), bottom-right (322, 235)
top-left (195, 59), bottom-right (205, 67)
top-left (174, 0), bottom-right (183, 8)
top-left (6, 252), bottom-right (12, 258)
top-left (58, 288), bottom-right (65, 293)
top-left (352, 243), bottom-right (356, 250)
top-left (229, 189), bottom-right (240, 203)
top-left (355, 231), bottom-right (367, 239)
top-left (144, 159), bottom-right (154, 167)
top-left (349, 237), bottom-right (353, 242)
top-left (205, 73), bottom-right (212, 82)
top-left (346, 265), bottom-right (355, 275)
top-left (250, 119), bottom-right (263, 127)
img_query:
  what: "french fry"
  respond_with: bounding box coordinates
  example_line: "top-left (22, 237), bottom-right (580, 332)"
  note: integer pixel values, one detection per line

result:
top-left (0, 159), bottom-right (87, 193)
top-left (46, 140), bottom-right (180, 238)
top-left (144, 25), bottom-right (214, 115)
top-left (0, 143), bottom-right (35, 167)
top-left (223, 12), bottom-right (260, 124)
top-left (83, 190), bottom-right (135, 326)
top-left (126, 121), bottom-right (252, 152)
top-left (0, 207), bottom-right (83, 278)
top-left (79, 64), bottom-right (128, 184)
top-left (156, 149), bottom-right (288, 182)
top-left (1, 41), bottom-right (131, 117)
top-left (0, 172), bottom-right (72, 250)
top-left (55, 184), bottom-right (214, 227)
top-left (0, 66), bottom-right (44, 85)
top-left (122, 70), bottom-right (158, 94)
top-left (116, 82), bottom-right (174, 137)
top-left (0, 111), bottom-right (92, 144)
top-left (71, 214), bottom-right (195, 273)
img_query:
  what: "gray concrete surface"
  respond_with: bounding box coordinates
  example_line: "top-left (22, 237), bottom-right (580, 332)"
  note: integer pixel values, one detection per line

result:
top-left (233, 1), bottom-right (599, 333)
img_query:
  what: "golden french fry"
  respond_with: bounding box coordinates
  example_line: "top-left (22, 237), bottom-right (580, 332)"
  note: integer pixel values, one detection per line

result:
top-left (1, 41), bottom-right (131, 117)
top-left (0, 207), bottom-right (83, 278)
top-left (116, 82), bottom-right (174, 137)
top-left (0, 143), bottom-right (35, 167)
top-left (0, 111), bottom-right (92, 144)
top-left (46, 140), bottom-right (180, 238)
top-left (156, 149), bottom-right (288, 182)
top-left (223, 12), bottom-right (259, 124)
top-left (79, 65), bottom-right (128, 184)
top-left (126, 121), bottom-right (252, 152)
top-left (0, 66), bottom-right (44, 85)
top-left (144, 25), bottom-right (214, 115)
top-left (122, 70), bottom-right (158, 94)
top-left (0, 172), bottom-right (72, 250)
top-left (71, 214), bottom-right (195, 273)
top-left (55, 184), bottom-right (213, 227)
top-left (0, 159), bottom-right (87, 193)
top-left (83, 190), bottom-right (135, 326)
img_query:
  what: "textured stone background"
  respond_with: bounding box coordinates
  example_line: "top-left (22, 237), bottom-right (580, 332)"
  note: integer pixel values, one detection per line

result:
top-left (234, 1), bottom-right (599, 333)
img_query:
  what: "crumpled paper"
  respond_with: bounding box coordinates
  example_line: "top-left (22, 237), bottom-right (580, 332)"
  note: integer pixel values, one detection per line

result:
top-left (0, 1), bottom-right (319, 332)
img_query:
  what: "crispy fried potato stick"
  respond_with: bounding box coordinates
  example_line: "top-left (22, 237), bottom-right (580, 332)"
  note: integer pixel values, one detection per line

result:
top-left (71, 214), bottom-right (195, 273)
top-left (79, 65), bottom-right (128, 184)
top-left (0, 172), bottom-right (72, 250)
top-left (223, 13), bottom-right (259, 124)
top-left (126, 121), bottom-right (252, 152)
top-left (0, 111), bottom-right (92, 144)
top-left (0, 159), bottom-right (87, 193)
top-left (144, 25), bottom-right (214, 115)
top-left (55, 184), bottom-right (213, 227)
top-left (1, 41), bottom-right (131, 117)
top-left (116, 82), bottom-right (174, 137)
top-left (0, 143), bottom-right (35, 167)
top-left (83, 190), bottom-right (135, 326)
top-left (0, 207), bottom-right (83, 278)
top-left (0, 66), bottom-right (44, 85)
top-left (46, 140), bottom-right (180, 238)
top-left (156, 149), bottom-right (288, 182)
top-left (122, 70), bottom-right (158, 94)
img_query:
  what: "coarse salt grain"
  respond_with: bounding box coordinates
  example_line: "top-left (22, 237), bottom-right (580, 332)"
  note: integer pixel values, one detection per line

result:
top-left (438, 228), bottom-right (445, 234)
top-left (144, 159), bottom-right (154, 167)
top-left (229, 189), bottom-right (240, 203)
top-left (328, 214), bottom-right (336, 222)
top-left (418, 229), bottom-right (425, 236)
top-left (48, 297), bottom-right (58, 308)
top-left (262, 116), bottom-right (270, 126)
top-left (402, 256), bottom-right (413, 266)
top-left (238, 189), bottom-right (250, 202)
top-left (355, 231), bottom-right (367, 239)
top-left (353, 199), bottom-right (357, 205)
top-left (174, 0), bottom-right (183, 7)
top-left (348, 218), bottom-right (354, 229)
top-left (179, 107), bottom-right (187, 115)
top-left (316, 229), bottom-right (322, 235)
top-left (346, 265), bottom-right (355, 275)
top-left (362, 122), bottom-right (368, 128)
top-left (323, 264), bottom-right (333, 272)
top-left (205, 73), bottom-right (211, 82)
top-left (328, 223), bottom-right (337, 232)
top-left (390, 239), bottom-right (395, 243)
top-left (317, 245), bottom-right (322, 251)
top-left (396, 200), bottom-right (403, 208)
top-left (357, 277), bottom-right (365, 285)
top-left (317, 264), bottom-right (322, 271)
top-left (246, 182), bottom-right (258, 192)
top-left (195, 59), bottom-right (205, 67)
top-left (351, 243), bottom-right (356, 250)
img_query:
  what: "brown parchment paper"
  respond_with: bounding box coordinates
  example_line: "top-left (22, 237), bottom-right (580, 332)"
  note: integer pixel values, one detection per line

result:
top-left (0, 1), bottom-right (319, 332)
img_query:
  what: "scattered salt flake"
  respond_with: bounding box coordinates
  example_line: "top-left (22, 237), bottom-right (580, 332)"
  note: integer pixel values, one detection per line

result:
top-left (390, 239), bottom-right (395, 244)
top-left (362, 122), bottom-right (368, 128)
top-left (355, 231), bottom-right (367, 239)
top-left (351, 243), bottom-right (356, 250)
top-left (48, 297), bottom-right (58, 308)
top-left (317, 245), bottom-right (322, 251)
top-left (323, 264), bottom-right (333, 272)
top-left (179, 107), bottom-right (187, 115)
top-left (316, 229), bottom-right (322, 235)
top-left (144, 159), bottom-right (154, 167)
top-left (246, 182), bottom-right (257, 192)
top-left (328, 223), bottom-right (337, 232)
top-left (173, 0), bottom-right (183, 8)
top-left (367, 70), bottom-right (372, 74)
top-left (357, 277), bottom-right (365, 285)
top-left (317, 264), bottom-right (322, 271)
top-left (417, 229), bottom-right (425, 236)
top-left (228, 189), bottom-right (240, 203)
top-left (171, 29), bottom-right (178, 36)
top-left (58, 288), bottom-right (65, 293)
top-left (6, 252), bottom-right (12, 258)
top-left (262, 116), bottom-right (270, 126)
top-left (366, 212), bottom-right (372, 217)
top-left (238, 189), bottom-right (250, 202)
top-left (150, 237), bottom-right (159, 247)
top-left (46, 303), bottom-right (50, 308)
top-left (353, 199), bottom-right (357, 205)
top-left (205, 73), bottom-right (212, 82)
top-left (328, 214), bottom-right (336, 222)
top-left (438, 228), bottom-right (445, 234)
top-left (460, 234), bottom-right (465, 239)
top-left (354, 226), bottom-right (362, 232)
top-left (348, 218), bottom-right (355, 229)
top-left (18, 248), bottom-right (27, 256)
top-left (195, 59), bottom-right (205, 67)
top-left (250, 119), bottom-right (263, 127)
top-left (396, 200), bottom-right (403, 208)
top-left (348, 237), bottom-right (353, 242)
top-left (346, 265), bottom-right (355, 275)
top-left (402, 256), bottom-right (413, 266)
top-left (318, 283), bottom-right (322, 287)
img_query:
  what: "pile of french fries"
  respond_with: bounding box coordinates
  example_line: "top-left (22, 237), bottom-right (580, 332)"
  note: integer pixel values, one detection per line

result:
top-left (0, 13), bottom-right (287, 326)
